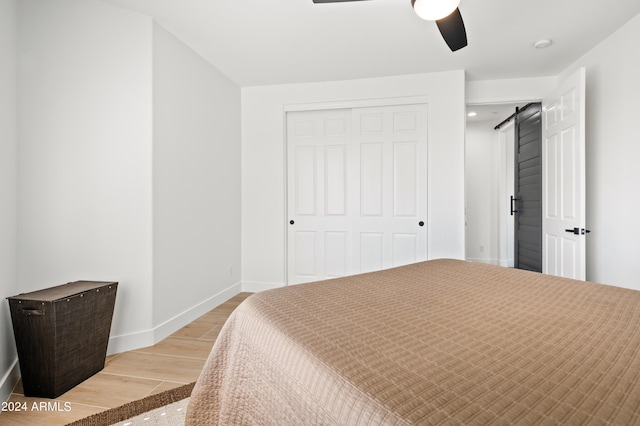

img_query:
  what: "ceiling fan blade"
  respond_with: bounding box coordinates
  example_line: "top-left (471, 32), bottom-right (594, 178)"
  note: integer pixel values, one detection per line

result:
top-left (435, 8), bottom-right (467, 51)
top-left (312, 0), bottom-right (369, 3)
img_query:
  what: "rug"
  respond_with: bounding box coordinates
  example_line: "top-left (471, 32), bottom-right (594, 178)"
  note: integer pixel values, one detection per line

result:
top-left (66, 382), bottom-right (195, 426)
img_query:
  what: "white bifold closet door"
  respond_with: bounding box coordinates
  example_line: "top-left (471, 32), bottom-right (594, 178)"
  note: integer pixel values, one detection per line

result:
top-left (287, 104), bottom-right (428, 285)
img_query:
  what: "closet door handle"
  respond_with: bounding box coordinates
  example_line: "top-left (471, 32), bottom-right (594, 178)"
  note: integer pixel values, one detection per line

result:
top-left (418, 221), bottom-right (425, 227)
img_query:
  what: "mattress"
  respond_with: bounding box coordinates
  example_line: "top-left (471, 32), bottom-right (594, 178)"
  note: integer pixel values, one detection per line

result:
top-left (186, 259), bottom-right (640, 425)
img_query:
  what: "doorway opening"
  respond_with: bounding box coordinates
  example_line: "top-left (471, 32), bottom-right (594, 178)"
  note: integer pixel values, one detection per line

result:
top-left (465, 102), bottom-right (529, 267)
top-left (465, 68), bottom-right (587, 277)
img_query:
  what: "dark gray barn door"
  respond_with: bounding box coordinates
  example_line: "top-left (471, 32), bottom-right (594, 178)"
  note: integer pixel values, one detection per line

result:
top-left (513, 103), bottom-right (542, 272)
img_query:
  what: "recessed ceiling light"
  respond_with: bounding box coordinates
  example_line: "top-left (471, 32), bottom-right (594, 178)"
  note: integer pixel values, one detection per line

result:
top-left (467, 112), bottom-right (477, 117)
top-left (533, 39), bottom-right (553, 49)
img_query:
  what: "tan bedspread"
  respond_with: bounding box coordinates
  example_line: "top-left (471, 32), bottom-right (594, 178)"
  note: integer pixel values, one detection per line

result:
top-left (186, 259), bottom-right (640, 425)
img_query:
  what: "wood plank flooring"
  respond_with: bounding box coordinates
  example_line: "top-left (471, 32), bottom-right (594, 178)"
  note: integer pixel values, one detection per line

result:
top-left (1, 292), bottom-right (251, 425)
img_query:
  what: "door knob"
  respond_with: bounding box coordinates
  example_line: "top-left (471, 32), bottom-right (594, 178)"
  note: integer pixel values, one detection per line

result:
top-left (418, 221), bottom-right (424, 227)
top-left (289, 220), bottom-right (295, 225)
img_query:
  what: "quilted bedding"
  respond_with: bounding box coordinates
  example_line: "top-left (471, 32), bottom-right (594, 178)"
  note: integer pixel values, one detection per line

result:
top-left (186, 259), bottom-right (640, 425)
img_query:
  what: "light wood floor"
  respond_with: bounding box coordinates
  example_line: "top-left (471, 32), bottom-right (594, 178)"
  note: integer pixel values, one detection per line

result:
top-left (1, 292), bottom-right (252, 425)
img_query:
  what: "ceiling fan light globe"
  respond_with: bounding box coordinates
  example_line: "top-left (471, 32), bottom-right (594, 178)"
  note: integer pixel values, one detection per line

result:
top-left (413, 0), bottom-right (460, 21)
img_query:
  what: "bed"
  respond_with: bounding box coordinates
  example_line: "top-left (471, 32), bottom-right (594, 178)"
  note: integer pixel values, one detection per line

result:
top-left (186, 259), bottom-right (640, 425)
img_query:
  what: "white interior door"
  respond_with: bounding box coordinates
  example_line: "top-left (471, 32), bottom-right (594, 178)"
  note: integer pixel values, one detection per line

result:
top-left (351, 105), bottom-right (428, 273)
top-left (287, 109), bottom-right (353, 284)
top-left (542, 67), bottom-right (587, 279)
top-left (287, 104), bottom-right (428, 285)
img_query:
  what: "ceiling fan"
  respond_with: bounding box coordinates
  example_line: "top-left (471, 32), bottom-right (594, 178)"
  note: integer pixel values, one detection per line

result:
top-left (312, 0), bottom-right (467, 52)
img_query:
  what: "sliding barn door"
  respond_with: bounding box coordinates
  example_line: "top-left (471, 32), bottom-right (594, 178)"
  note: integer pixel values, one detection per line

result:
top-left (514, 104), bottom-right (543, 272)
top-left (287, 104), bottom-right (428, 285)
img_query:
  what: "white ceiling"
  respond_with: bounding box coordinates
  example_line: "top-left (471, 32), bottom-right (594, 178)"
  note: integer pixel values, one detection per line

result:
top-left (102, 0), bottom-right (640, 87)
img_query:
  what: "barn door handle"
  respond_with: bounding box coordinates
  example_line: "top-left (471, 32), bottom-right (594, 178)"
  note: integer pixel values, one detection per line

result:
top-left (510, 196), bottom-right (519, 215)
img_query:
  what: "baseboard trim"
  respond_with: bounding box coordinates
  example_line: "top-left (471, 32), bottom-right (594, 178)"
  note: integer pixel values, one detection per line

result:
top-left (465, 257), bottom-right (500, 266)
top-left (152, 282), bottom-right (242, 343)
top-left (0, 358), bottom-right (20, 403)
top-left (241, 281), bottom-right (283, 293)
top-left (107, 282), bottom-right (242, 355)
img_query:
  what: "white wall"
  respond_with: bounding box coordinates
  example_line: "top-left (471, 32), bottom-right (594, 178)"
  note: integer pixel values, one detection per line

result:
top-left (465, 121), bottom-right (499, 264)
top-left (0, 0), bottom-right (20, 404)
top-left (558, 13), bottom-right (640, 290)
top-left (241, 71), bottom-right (466, 289)
top-left (466, 76), bottom-right (556, 105)
top-left (14, 1), bottom-right (242, 357)
top-left (17, 0), bottom-right (154, 349)
top-left (152, 23), bottom-right (241, 337)
top-left (497, 122), bottom-right (515, 268)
